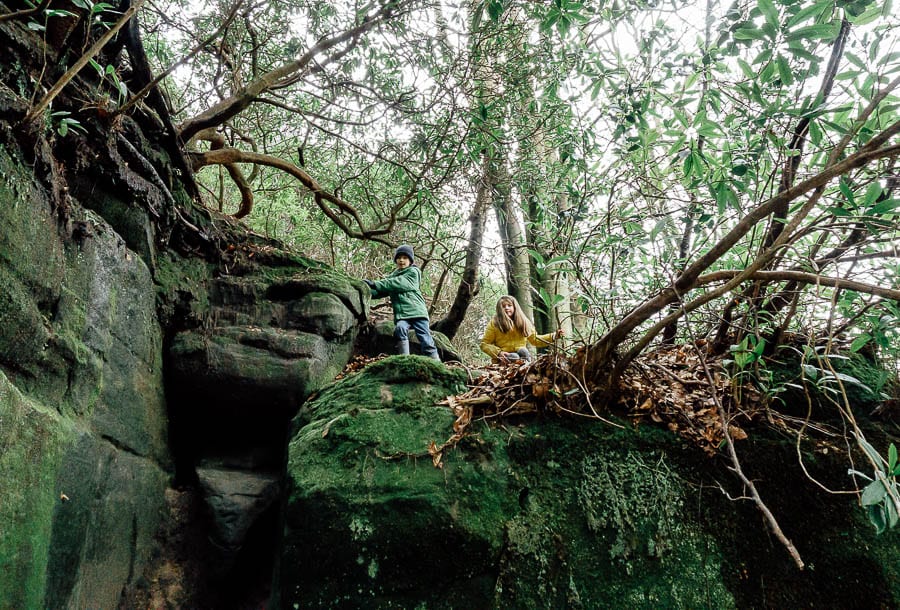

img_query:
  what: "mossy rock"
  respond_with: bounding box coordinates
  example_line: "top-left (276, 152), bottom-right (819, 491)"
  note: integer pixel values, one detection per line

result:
top-left (357, 319), bottom-right (461, 361)
top-left (768, 350), bottom-right (897, 418)
top-left (280, 357), bottom-right (510, 608)
top-left (0, 371), bottom-right (168, 610)
top-left (279, 360), bottom-right (733, 609)
top-left (0, 371), bottom-right (72, 610)
top-left (279, 360), bottom-right (900, 608)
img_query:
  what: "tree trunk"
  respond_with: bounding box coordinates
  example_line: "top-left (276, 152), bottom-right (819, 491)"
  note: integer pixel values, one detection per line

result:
top-left (431, 154), bottom-right (491, 339)
top-left (430, 0), bottom-right (498, 339)
top-left (549, 189), bottom-right (573, 336)
top-left (493, 155), bottom-right (533, 321)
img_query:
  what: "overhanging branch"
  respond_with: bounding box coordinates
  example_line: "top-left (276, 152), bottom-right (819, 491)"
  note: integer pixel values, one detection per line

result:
top-left (177, 0), bottom-right (409, 142)
top-left (189, 147), bottom-right (397, 243)
top-left (697, 270), bottom-right (900, 301)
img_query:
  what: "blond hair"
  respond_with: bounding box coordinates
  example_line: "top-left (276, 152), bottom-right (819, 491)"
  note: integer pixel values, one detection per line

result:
top-left (492, 296), bottom-right (533, 337)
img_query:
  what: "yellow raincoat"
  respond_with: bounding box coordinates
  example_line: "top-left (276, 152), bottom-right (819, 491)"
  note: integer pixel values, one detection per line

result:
top-left (479, 320), bottom-right (555, 362)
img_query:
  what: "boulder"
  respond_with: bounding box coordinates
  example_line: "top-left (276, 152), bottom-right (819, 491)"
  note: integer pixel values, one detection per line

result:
top-left (358, 318), bottom-right (461, 362)
top-left (279, 356), bottom-right (498, 608)
top-left (278, 357), bottom-right (900, 608)
top-left (197, 465), bottom-right (281, 574)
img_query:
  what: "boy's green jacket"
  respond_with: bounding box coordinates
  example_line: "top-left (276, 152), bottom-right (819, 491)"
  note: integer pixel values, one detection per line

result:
top-left (370, 265), bottom-right (429, 321)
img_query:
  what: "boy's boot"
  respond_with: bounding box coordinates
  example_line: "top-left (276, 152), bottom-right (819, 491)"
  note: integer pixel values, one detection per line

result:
top-left (396, 339), bottom-right (410, 355)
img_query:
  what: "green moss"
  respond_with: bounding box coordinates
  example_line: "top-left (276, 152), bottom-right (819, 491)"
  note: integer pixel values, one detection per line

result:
top-left (282, 356), bottom-right (899, 608)
top-left (0, 266), bottom-right (50, 374)
top-left (579, 450), bottom-right (691, 567)
top-left (153, 252), bottom-right (214, 323)
top-left (302, 356), bottom-right (466, 424)
top-left (0, 150), bottom-right (65, 293)
top-left (494, 421), bottom-right (734, 609)
top-left (281, 359), bottom-right (513, 608)
top-left (0, 372), bottom-right (74, 610)
top-left (834, 352), bottom-right (896, 405)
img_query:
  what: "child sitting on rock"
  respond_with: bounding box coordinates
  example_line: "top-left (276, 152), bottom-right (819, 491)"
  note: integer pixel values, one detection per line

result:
top-left (480, 295), bottom-right (563, 364)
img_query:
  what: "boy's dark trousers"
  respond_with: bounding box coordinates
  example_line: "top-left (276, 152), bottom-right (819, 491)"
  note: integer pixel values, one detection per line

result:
top-left (394, 318), bottom-right (440, 360)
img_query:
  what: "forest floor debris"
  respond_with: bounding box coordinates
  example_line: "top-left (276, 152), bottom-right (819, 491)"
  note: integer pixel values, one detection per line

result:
top-left (336, 344), bottom-right (850, 461)
top-left (437, 343), bottom-right (767, 458)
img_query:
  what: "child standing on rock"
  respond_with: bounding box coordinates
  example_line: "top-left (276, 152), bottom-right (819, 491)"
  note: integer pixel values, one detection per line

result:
top-left (365, 245), bottom-right (440, 361)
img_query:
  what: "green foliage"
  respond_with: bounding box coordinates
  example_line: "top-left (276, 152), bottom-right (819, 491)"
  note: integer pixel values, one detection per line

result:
top-left (48, 111), bottom-right (85, 137)
top-left (850, 436), bottom-right (900, 534)
top-left (87, 60), bottom-right (128, 102)
top-left (141, 0), bottom-right (899, 360)
top-left (725, 334), bottom-right (767, 371)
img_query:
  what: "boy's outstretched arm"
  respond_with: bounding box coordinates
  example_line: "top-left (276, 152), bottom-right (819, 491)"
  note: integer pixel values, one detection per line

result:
top-left (369, 267), bottom-right (420, 296)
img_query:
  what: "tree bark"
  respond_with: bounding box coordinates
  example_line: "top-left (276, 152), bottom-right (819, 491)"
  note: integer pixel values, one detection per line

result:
top-left (431, 153), bottom-right (491, 339)
top-left (493, 155), bottom-right (533, 321)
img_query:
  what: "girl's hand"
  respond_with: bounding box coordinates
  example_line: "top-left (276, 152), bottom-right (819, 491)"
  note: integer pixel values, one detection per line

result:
top-left (555, 329), bottom-right (565, 339)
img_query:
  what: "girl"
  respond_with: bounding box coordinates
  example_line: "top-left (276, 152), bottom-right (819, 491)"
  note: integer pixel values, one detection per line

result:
top-left (480, 295), bottom-right (564, 364)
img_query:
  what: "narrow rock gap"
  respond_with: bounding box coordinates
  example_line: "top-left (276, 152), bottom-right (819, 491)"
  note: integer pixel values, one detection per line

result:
top-left (123, 339), bottom-right (298, 608)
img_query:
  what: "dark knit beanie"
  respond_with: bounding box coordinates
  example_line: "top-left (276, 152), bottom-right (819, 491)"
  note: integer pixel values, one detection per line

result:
top-left (394, 244), bottom-right (415, 264)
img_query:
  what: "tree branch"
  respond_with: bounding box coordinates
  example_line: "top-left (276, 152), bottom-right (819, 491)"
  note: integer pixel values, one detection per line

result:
top-left (189, 146), bottom-right (397, 243)
top-left (587, 138), bottom-right (900, 374)
top-left (112, 0), bottom-right (244, 118)
top-left (697, 270), bottom-right (900, 301)
top-left (0, 0), bottom-right (51, 23)
top-left (177, 0), bottom-right (409, 142)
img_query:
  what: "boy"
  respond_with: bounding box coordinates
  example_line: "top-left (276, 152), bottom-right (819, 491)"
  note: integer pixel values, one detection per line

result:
top-left (365, 245), bottom-right (440, 360)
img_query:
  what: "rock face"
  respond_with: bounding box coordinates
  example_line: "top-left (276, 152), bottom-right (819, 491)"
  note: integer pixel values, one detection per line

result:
top-left (0, 144), bottom-right (169, 608)
top-left (0, 17), bottom-right (369, 606)
top-left (162, 256), bottom-right (369, 600)
top-left (0, 137), bottom-right (370, 607)
top-left (280, 358), bottom-right (900, 609)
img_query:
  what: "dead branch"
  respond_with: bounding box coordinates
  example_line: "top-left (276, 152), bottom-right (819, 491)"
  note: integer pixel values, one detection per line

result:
top-left (22, 0), bottom-right (145, 125)
top-left (0, 0), bottom-right (51, 23)
top-left (687, 312), bottom-right (806, 569)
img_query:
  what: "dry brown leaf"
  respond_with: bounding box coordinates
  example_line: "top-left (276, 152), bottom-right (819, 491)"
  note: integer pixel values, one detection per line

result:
top-left (428, 440), bottom-right (443, 469)
top-left (729, 425), bottom-right (748, 440)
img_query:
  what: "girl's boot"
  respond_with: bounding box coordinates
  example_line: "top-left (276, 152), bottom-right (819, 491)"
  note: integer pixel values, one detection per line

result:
top-left (396, 339), bottom-right (410, 355)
